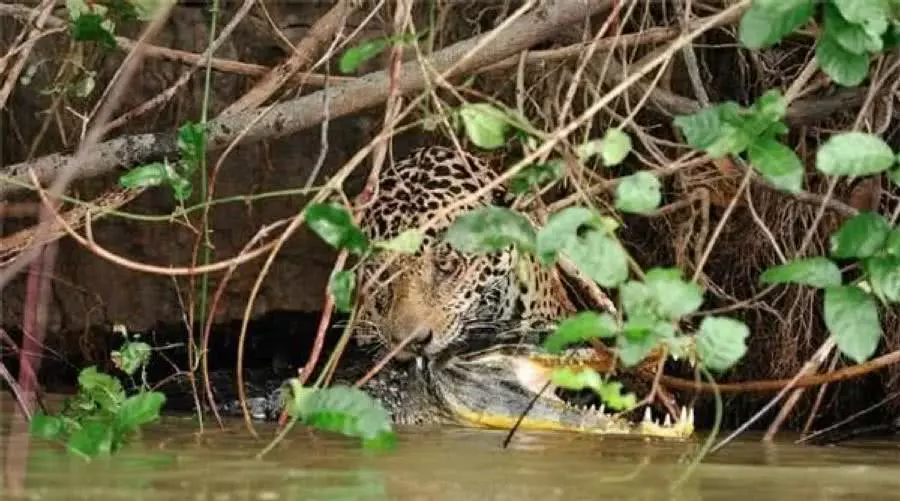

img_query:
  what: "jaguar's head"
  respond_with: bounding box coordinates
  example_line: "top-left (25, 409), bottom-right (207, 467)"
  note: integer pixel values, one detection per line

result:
top-left (356, 241), bottom-right (518, 361)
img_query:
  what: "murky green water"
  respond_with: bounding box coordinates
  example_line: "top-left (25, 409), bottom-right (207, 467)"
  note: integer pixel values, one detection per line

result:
top-left (2, 395), bottom-right (900, 501)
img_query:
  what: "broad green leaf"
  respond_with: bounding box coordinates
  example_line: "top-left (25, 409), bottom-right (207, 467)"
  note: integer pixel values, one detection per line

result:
top-left (285, 381), bottom-right (396, 450)
top-left (644, 268), bottom-right (704, 320)
top-left (444, 206), bottom-right (536, 254)
top-left (118, 162), bottom-right (169, 189)
top-left (67, 420), bottom-right (115, 457)
top-left (562, 230), bottom-right (630, 288)
top-left (542, 311), bottom-right (618, 353)
top-left (577, 129), bottom-right (632, 166)
top-left (738, 0), bottom-right (816, 48)
top-left (458, 103), bottom-right (512, 150)
top-left (375, 229), bottom-right (424, 254)
top-left (747, 136), bottom-right (804, 193)
top-left (815, 32), bottom-right (871, 86)
top-left (30, 413), bottom-right (65, 441)
top-left (760, 257), bottom-right (843, 288)
top-left (339, 38), bottom-right (390, 74)
top-left (509, 161), bottom-right (565, 194)
top-left (695, 316), bottom-right (750, 372)
top-left (328, 270), bottom-right (356, 313)
top-left (176, 122), bottom-right (206, 171)
top-left (674, 103), bottom-right (755, 158)
top-left (829, 212), bottom-right (891, 259)
top-left (885, 228), bottom-right (900, 256)
top-left (751, 89), bottom-right (789, 123)
top-left (535, 207), bottom-right (608, 264)
top-left (549, 368), bottom-right (637, 411)
top-left (110, 340), bottom-right (152, 376)
top-left (617, 320), bottom-right (675, 367)
top-left (619, 281), bottom-right (656, 320)
top-left (304, 203), bottom-right (370, 255)
top-left (824, 285), bottom-right (883, 363)
top-left (816, 132), bottom-right (895, 176)
top-left (599, 129), bottom-right (632, 166)
top-left (115, 392), bottom-right (165, 434)
top-left (70, 13), bottom-right (117, 48)
top-left (889, 167), bottom-right (900, 188)
top-left (77, 366), bottom-right (125, 412)
top-left (615, 171), bottom-right (662, 214)
top-left (865, 255), bottom-right (900, 303)
top-left (832, 0), bottom-right (890, 32)
top-left (824, 3), bottom-right (884, 55)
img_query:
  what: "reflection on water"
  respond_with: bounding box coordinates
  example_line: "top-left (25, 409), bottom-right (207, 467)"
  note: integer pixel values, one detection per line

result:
top-left (3, 395), bottom-right (900, 501)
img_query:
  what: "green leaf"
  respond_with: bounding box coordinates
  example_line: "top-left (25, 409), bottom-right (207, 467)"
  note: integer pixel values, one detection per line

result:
top-left (829, 212), bottom-right (891, 259)
top-left (562, 230), bottom-right (630, 288)
top-left (70, 13), bottom-right (117, 48)
top-left (673, 106), bottom-right (725, 154)
top-left (118, 162), bottom-right (169, 190)
top-left (77, 366), bottom-right (126, 412)
top-left (832, 0), bottom-right (890, 31)
top-left (115, 392), bottom-right (165, 434)
top-left (534, 206), bottom-right (627, 286)
top-left (824, 285), bottom-right (883, 363)
top-left (619, 281), bottom-right (655, 320)
top-left (549, 368), bottom-right (637, 411)
top-left (339, 38), bottom-right (390, 74)
top-left (644, 268), bottom-right (704, 320)
top-left (110, 340), bottom-right (152, 376)
top-left (674, 102), bottom-right (759, 158)
top-left (304, 203), bottom-right (370, 255)
top-left (578, 129), bottom-right (633, 166)
top-left (617, 320), bottom-right (675, 367)
top-left (760, 257), bottom-right (843, 288)
top-left (375, 229), bottom-right (424, 254)
top-left (738, 0), bottom-right (816, 49)
top-left (285, 381), bottom-right (396, 450)
top-left (816, 132), bottom-right (895, 176)
top-left (444, 206), bottom-right (536, 254)
top-left (509, 161), bottom-right (565, 194)
top-left (67, 420), bottom-right (115, 457)
top-left (536, 207), bottom-right (608, 264)
top-left (328, 270), bottom-right (356, 313)
top-left (823, 3), bottom-right (884, 55)
top-left (865, 255), bottom-right (900, 303)
top-left (747, 136), bottom-right (804, 193)
top-left (885, 228), bottom-right (900, 256)
top-left (815, 32), bottom-right (871, 86)
top-left (176, 122), bottom-right (206, 172)
top-left (458, 103), bottom-right (512, 150)
top-left (695, 316), bottom-right (750, 372)
top-left (30, 413), bottom-right (65, 441)
top-left (542, 312), bottom-right (618, 353)
top-left (614, 171), bottom-right (662, 214)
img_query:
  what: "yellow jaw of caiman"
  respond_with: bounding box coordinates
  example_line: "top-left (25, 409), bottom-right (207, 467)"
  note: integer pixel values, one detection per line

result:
top-left (426, 345), bottom-right (695, 439)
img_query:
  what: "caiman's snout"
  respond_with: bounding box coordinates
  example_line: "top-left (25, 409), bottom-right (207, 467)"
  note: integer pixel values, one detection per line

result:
top-left (391, 326), bottom-right (433, 361)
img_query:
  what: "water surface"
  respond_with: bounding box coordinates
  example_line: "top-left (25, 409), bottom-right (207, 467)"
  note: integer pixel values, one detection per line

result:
top-left (2, 395), bottom-right (899, 501)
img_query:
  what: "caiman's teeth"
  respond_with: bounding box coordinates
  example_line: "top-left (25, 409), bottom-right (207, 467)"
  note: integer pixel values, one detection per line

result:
top-left (680, 405), bottom-right (687, 424)
top-left (663, 414), bottom-right (672, 428)
top-left (689, 407), bottom-right (695, 426)
top-left (598, 404), bottom-right (605, 415)
top-left (643, 407), bottom-right (653, 423)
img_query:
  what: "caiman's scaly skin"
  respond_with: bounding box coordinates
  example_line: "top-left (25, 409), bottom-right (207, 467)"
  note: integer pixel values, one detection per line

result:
top-left (160, 145), bottom-right (695, 440)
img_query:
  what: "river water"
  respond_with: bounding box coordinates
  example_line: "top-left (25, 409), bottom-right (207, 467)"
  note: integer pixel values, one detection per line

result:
top-left (2, 395), bottom-right (899, 501)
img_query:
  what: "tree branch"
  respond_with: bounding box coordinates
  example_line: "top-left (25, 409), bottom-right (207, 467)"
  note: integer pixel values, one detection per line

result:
top-left (1, 0), bottom-right (617, 196)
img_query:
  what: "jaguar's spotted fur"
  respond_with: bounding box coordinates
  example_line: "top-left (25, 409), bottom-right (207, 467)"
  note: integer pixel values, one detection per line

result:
top-left (354, 145), bottom-right (576, 360)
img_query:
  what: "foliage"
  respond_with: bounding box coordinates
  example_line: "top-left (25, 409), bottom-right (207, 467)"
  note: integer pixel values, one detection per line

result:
top-left (339, 33), bottom-right (421, 74)
top-left (65, 0), bottom-right (169, 49)
top-left (119, 122), bottom-right (207, 202)
top-left (30, 334), bottom-right (165, 459)
top-left (739, 0), bottom-right (899, 86)
top-left (282, 380), bottom-right (397, 450)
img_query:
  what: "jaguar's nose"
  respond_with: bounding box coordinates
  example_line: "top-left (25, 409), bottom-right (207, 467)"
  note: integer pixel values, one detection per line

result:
top-left (392, 326), bottom-right (433, 360)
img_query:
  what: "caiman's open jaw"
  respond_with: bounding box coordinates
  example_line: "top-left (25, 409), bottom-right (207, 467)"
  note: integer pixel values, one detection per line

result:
top-left (426, 344), bottom-right (695, 439)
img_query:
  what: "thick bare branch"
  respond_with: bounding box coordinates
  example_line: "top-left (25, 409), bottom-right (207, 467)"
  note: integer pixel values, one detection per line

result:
top-left (1, 0), bottom-right (617, 196)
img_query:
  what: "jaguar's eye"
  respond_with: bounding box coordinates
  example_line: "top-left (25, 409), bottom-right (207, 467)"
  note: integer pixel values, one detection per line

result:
top-left (434, 259), bottom-right (456, 276)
